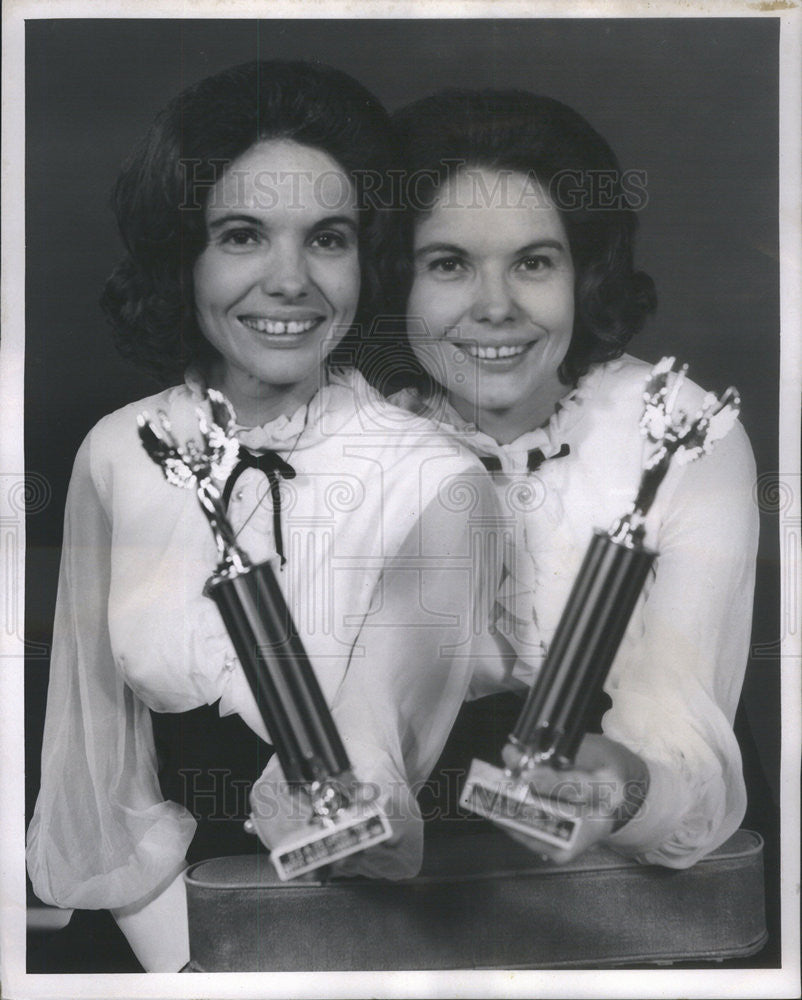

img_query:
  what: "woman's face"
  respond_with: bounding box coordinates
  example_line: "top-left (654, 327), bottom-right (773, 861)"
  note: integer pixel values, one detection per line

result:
top-left (193, 139), bottom-right (360, 404)
top-left (406, 167), bottom-right (575, 438)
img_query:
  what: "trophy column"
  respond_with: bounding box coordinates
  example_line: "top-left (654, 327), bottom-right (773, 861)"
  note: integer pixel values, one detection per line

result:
top-left (461, 357), bottom-right (742, 850)
top-left (207, 564), bottom-right (349, 788)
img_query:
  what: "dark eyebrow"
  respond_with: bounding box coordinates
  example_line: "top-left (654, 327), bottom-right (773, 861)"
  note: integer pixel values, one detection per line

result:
top-left (313, 215), bottom-right (358, 232)
top-left (516, 240), bottom-right (567, 255)
top-left (207, 213), bottom-right (358, 234)
top-left (413, 242), bottom-right (466, 260)
top-left (207, 213), bottom-right (262, 232)
top-left (414, 238), bottom-right (568, 261)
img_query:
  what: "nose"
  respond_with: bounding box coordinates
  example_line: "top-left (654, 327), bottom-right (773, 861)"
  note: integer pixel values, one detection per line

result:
top-left (262, 243), bottom-right (309, 300)
top-left (470, 268), bottom-right (518, 325)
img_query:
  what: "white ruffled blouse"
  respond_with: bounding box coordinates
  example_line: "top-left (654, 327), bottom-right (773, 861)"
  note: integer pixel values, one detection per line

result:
top-left (26, 369), bottom-right (499, 909)
top-left (393, 354), bottom-right (758, 868)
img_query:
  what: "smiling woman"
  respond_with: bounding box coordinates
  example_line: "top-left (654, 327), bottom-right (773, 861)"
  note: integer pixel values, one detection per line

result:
top-left (25, 61), bottom-right (499, 973)
top-left (381, 89), bottom-right (758, 873)
top-left (407, 168), bottom-right (576, 440)
top-left (193, 140), bottom-right (362, 424)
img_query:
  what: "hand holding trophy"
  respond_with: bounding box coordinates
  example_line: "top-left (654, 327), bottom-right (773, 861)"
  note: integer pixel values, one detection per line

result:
top-left (138, 390), bottom-right (392, 880)
top-left (460, 358), bottom-right (741, 856)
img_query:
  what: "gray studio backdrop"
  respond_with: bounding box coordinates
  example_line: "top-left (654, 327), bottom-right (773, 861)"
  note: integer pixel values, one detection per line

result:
top-left (24, 15), bottom-right (780, 880)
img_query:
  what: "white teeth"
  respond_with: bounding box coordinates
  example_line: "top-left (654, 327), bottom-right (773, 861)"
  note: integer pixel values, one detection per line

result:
top-left (465, 343), bottom-right (528, 360)
top-left (241, 317), bottom-right (318, 335)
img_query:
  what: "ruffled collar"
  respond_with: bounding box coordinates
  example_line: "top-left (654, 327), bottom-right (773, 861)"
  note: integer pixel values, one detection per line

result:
top-left (392, 362), bottom-right (611, 474)
top-left (184, 366), bottom-right (372, 453)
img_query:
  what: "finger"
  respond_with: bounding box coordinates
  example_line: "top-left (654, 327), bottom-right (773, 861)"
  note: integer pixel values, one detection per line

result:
top-left (501, 743), bottom-right (525, 772)
top-left (524, 768), bottom-right (588, 806)
top-left (500, 825), bottom-right (554, 859)
top-left (498, 746), bottom-right (592, 801)
top-left (497, 825), bottom-right (579, 865)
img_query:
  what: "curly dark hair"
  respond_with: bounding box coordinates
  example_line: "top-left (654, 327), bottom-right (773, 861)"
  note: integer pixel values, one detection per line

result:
top-left (101, 59), bottom-right (396, 383)
top-left (362, 89), bottom-right (656, 395)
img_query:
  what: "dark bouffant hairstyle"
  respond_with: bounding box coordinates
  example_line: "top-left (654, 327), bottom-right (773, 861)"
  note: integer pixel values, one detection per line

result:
top-left (101, 60), bottom-right (396, 383)
top-left (365, 89), bottom-right (656, 394)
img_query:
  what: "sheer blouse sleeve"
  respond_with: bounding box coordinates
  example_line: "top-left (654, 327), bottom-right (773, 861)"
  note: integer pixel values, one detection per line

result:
top-left (26, 432), bottom-right (196, 910)
top-left (604, 421), bottom-right (758, 867)
top-left (250, 465), bottom-right (500, 879)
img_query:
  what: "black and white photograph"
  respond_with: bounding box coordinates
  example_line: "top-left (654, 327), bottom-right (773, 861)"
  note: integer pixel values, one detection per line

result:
top-left (1, 3), bottom-right (799, 998)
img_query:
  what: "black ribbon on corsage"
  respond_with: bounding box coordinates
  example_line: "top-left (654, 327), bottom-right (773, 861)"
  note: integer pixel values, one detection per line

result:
top-left (222, 450), bottom-right (297, 566)
top-left (479, 443), bottom-right (570, 475)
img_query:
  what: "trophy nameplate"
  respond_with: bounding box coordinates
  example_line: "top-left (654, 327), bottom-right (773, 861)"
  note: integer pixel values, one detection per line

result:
top-left (461, 759), bottom-right (580, 849)
top-left (271, 806), bottom-right (392, 880)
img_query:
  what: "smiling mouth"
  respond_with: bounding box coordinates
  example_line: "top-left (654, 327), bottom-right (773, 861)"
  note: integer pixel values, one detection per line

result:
top-left (240, 316), bottom-right (322, 335)
top-left (460, 342), bottom-right (533, 361)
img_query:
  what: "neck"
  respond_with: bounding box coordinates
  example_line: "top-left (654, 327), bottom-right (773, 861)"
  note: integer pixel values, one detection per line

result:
top-left (208, 362), bottom-right (327, 427)
top-left (449, 375), bottom-right (569, 445)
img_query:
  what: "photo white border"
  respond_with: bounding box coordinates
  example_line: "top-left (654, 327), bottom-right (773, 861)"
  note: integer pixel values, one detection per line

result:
top-left (2, 2), bottom-right (799, 998)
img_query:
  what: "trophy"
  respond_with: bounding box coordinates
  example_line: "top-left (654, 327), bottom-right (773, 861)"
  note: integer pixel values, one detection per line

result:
top-left (138, 390), bottom-right (392, 880)
top-left (460, 358), bottom-right (741, 849)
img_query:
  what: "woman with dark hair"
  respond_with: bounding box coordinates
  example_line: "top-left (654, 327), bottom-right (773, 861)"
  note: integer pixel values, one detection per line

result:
top-left (26, 63), bottom-right (496, 971)
top-left (379, 90), bottom-right (758, 867)
top-left (101, 59), bottom-right (393, 384)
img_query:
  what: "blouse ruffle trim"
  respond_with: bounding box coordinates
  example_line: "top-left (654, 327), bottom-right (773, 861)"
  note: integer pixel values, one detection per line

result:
top-left (184, 366), bottom-right (379, 453)
top-left (391, 360), bottom-right (615, 474)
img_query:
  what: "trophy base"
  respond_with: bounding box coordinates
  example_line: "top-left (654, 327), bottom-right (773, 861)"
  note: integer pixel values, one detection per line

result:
top-left (270, 805), bottom-right (392, 881)
top-left (460, 758), bottom-right (580, 851)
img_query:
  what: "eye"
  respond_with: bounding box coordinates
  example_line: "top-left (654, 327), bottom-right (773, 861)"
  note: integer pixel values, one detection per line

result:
top-left (218, 227), bottom-right (259, 249)
top-left (515, 254), bottom-right (554, 274)
top-left (428, 256), bottom-right (467, 276)
top-left (309, 229), bottom-right (350, 251)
